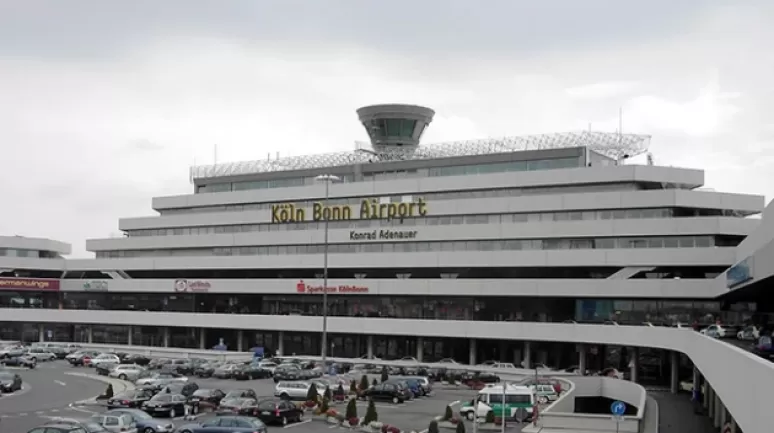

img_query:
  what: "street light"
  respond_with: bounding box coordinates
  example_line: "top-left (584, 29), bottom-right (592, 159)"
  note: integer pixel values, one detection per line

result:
top-left (315, 174), bottom-right (341, 367)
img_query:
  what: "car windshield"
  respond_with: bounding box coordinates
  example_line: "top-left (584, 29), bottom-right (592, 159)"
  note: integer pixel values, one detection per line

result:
top-left (221, 398), bottom-right (245, 406)
top-left (150, 394), bottom-right (172, 402)
top-left (192, 389), bottom-right (212, 397)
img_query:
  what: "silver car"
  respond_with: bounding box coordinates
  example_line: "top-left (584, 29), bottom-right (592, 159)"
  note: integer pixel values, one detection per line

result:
top-left (274, 381), bottom-right (326, 400)
top-left (109, 364), bottom-right (146, 381)
top-left (135, 371), bottom-right (188, 387)
top-left (89, 413), bottom-right (138, 433)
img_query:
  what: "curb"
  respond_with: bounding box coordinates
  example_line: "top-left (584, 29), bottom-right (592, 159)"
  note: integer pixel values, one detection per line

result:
top-left (66, 372), bottom-right (134, 405)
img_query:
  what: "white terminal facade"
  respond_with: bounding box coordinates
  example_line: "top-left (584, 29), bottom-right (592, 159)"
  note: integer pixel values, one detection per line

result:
top-left (1, 104), bottom-right (771, 386)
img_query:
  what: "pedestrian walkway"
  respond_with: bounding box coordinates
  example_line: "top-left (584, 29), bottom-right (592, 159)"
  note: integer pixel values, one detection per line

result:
top-left (650, 391), bottom-right (716, 433)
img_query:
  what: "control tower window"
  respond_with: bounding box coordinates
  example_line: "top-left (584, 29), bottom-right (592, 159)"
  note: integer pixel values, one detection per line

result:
top-left (367, 119), bottom-right (418, 140)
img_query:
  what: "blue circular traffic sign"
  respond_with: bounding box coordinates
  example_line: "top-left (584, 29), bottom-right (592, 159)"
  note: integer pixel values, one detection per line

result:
top-left (611, 400), bottom-right (626, 416)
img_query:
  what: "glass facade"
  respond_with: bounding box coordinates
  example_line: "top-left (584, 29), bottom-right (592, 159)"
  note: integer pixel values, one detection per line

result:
top-left (0, 248), bottom-right (60, 258)
top-left (96, 235), bottom-right (719, 258)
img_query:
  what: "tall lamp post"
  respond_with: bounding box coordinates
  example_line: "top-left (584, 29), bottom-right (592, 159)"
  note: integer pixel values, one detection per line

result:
top-left (315, 174), bottom-right (341, 367)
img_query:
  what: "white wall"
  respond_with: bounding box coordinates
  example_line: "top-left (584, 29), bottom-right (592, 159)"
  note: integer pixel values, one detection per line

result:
top-left (0, 236), bottom-right (72, 255)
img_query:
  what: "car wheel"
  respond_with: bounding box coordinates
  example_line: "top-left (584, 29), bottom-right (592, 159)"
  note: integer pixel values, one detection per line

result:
top-left (539, 396), bottom-right (548, 404)
top-left (143, 428), bottom-right (155, 433)
top-left (169, 407), bottom-right (176, 418)
top-left (465, 411), bottom-right (475, 421)
top-left (119, 374), bottom-right (127, 380)
top-left (30, 357), bottom-right (37, 362)
top-left (282, 417), bottom-right (288, 426)
top-left (392, 396), bottom-right (399, 404)
top-left (297, 411), bottom-right (303, 421)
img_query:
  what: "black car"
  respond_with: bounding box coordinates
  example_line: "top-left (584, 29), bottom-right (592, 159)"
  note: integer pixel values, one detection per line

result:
top-left (107, 389), bottom-right (155, 409)
top-left (254, 398), bottom-right (304, 426)
top-left (160, 381), bottom-right (199, 397)
top-left (122, 354), bottom-right (151, 366)
top-left (188, 388), bottom-right (226, 408)
top-left (0, 371), bottom-right (23, 392)
top-left (176, 359), bottom-right (207, 375)
top-left (175, 415), bottom-right (268, 433)
top-left (216, 397), bottom-right (259, 415)
top-left (1, 355), bottom-right (36, 369)
top-left (273, 365), bottom-right (302, 382)
top-left (141, 392), bottom-right (189, 418)
top-left (194, 362), bottom-right (220, 378)
top-left (96, 362), bottom-right (119, 376)
top-left (234, 364), bottom-right (272, 380)
top-left (362, 382), bottom-right (405, 404)
top-left (223, 389), bottom-right (257, 400)
top-left (106, 408), bottom-right (175, 433)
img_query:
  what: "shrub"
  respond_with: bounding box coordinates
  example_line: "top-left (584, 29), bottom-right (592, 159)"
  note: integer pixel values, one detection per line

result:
top-left (364, 399), bottom-right (378, 424)
top-left (444, 405), bottom-right (453, 420)
top-left (324, 386), bottom-right (332, 400)
top-left (359, 375), bottom-right (370, 391)
top-left (350, 379), bottom-right (358, 394)
top-left (345, 397), bottom-right (358, 420)
top-left (485, 410), bottom-right (495, 424)
top-left (448, 376), bottom-right (456, 385)
top-left (306, 384), bottom-right (319, 402)
top-left (372, 378), bottom-right (378, 387)
top-left (320, 397), bottom-right (330, 413)
top-left (380, 370), bottom-right (389, 383)
top-left (455, 421), bottom-right (466, 433)
top-left (336, 383), bottom-right (345, 396)
top-left (428, 420), bottom-right (439, 433)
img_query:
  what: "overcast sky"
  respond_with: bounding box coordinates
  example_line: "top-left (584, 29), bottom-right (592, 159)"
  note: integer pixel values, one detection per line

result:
top-left (1, 1), bottom-right (772, 257)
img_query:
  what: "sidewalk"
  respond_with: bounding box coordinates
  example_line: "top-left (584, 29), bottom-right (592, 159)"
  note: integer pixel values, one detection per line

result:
top-left (66, 372), bottom-right (135, 405)
top-left (650, 391), bottom-right (716, 433)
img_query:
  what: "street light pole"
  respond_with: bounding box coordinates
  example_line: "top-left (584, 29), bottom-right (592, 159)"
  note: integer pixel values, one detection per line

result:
top-left (315, 174), bottom-right (340, 368)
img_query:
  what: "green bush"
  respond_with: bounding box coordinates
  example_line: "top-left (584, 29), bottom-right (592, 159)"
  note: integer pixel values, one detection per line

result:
top-left (336, 383), bottom-right (345, 396)
top-left (359, 375), bottom-right (370, 391)
top-left (345, 398), bottom-right (358, 420)
top-left (444, 405), bottom-right (453, 420)
top-left (350, 379), bottom-right (358, 394)
top-left (319, 397), bottom-right (330, 413)
top-left (324, 386), bottom-right (332, 400)
top-left (428, 420), bottom-right (440, 433)
top-left (306, 384), bottom-right (319, 402)
top-left (485, 410), bottom-right (495, 424)
top-left (455, 421), bottom-right (466, 433)
top-left (363, 399), bottom-right (378, 424)
top-left (381, 370), bottom-right (389, 383)
top-left (372, 378), bottom-right (378, 387)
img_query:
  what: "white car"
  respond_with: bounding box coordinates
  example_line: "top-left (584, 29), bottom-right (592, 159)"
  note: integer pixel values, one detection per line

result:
top-left (90, 353), bottom-right (121, 367)
top-left (26, 347), bottom-right (57, 362)
top-left (108, 364), bottom-right (145, 381)
top-left (737, 326), bottom-right (760, 340)
top-left (274, 381), bottom-right (326, 400)
top-left (700, 325), bottom-right (731, 338)
top-left (257, 361), bottom-right (278, 374)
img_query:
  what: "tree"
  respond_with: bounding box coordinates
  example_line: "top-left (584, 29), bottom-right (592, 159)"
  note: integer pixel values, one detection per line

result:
top-left (359, 375), bottom-right (370, 391)
top-left (455, 421), bottom-right (466, 433)
top-left (372, 378), bottom-right (378, 387)
top-left (350, 379), bottom-right (358, 394)
top-left (336, 383), bottom-right (345, 396)
top-left (363, 399), bottom-right (378, 424)
top-left (428, 420), bottom-right (440, 433)
top-left (444, 405), bottom-right (453, 420)
top-left (380, 370), bottom-right (389, 383)
top-left (324, 386), bottom-right (332, 400)
top-left (485, 410), bottom-right (495, 424)
top-left (345, 398), bottom-right (358, 420)
top-left (306, 384), bottom-right (319, 403)
top-left (319, 397), bottom-right (330, 414)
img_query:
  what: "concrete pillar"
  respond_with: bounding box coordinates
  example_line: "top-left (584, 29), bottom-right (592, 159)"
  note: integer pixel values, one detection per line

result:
top-left (523, 341), bottom-right (532, 369)
top-left (416, 337), bottom-right (424, 362)
top-left (278, 331), bottom-right (285, 356)
top-left (720, 400), bottom-right (727, 430)
top-left (199, 329), bottom-right (206, 350)
top-left (127, 326), bottom-right (133, 346)
top-left (163, 328), bottom-right (170, 348)
top-left (713, 393), bottom-right (721, 428)
top-left (730, 417), bottom-right (738, 433)
top-left (670, 351), bottom-right (679, 394)
top-left (469, 339), bottom-right (477, 365)
top-left (87, 326), bottom-right (93, 344)
top-left (578, 344), bottom-right (587, 375)
top-left (629, 347), bottom-right (639, 383)
top-left (707, 386), bottom-right (714, 417)
top-left (366, 335), bottom-right (373, 359)
top-left (38, 324), bottom-right (45, 342)
top-left (237, 330), bottom-right (244, 352)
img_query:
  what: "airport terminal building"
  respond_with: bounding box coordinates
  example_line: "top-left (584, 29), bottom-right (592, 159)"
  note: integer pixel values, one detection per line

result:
top-left (0, 104), bottom-right (769, 375)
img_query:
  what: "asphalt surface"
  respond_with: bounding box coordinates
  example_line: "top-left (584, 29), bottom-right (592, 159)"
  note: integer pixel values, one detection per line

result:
top-left (0, 361), bottom-right (107, 432)
top-left (651, 391), bottom-right (716, 433)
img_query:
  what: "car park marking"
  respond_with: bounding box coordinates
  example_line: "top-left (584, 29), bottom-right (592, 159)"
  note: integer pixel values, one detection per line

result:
top-left (283, 419), bottom-right (312, 428)
top-left (55, 380), bottom-right (67, 386)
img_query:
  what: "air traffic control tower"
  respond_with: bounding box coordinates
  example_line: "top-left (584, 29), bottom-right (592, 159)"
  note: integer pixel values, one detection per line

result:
top-left (356, 104), bottom-right (435, 155)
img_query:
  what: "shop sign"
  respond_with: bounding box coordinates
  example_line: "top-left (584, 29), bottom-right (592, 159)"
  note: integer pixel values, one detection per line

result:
top-left (296, 280), bottom-right (369, 294)
top-left (82, 280), bottom-right (109, 291)
top-left (0, 277), bottom-right (60, 291)
top-left (272, 198), bottom-right (428, 223)
top-left (349, 229), bottom-right (417, 241)
top-left (174, 279), bottom-right (211, 293)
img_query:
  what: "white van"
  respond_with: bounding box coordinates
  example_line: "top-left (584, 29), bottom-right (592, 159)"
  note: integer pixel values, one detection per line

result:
top-left (459, 384), bottom-right (536, 422)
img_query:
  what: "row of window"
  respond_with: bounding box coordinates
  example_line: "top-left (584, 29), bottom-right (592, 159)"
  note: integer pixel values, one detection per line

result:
top-left (196, 157), bottom-right (583, 195)
top-left (0, 248), bottom-right (59, 258)
top-left (95, 235), bottom-right (719, 258)
top-left (127, 208), bottom-right (677, 237)
top-left (166, 182), bottom-right (638, 215)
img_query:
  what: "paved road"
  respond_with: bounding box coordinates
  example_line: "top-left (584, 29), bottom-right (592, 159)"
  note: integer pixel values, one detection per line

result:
top-left (0, 361), bottom-right (107, 432)
top-left (650, 391), bottom-right (716, 433)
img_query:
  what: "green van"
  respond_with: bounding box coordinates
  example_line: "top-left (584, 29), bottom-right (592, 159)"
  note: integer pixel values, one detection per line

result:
top-left (459, 384), bottom-right (536, 422)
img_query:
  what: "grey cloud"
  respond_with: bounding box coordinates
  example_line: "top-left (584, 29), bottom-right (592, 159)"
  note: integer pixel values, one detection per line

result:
top-left (0, 0), bottom-right (730, 59)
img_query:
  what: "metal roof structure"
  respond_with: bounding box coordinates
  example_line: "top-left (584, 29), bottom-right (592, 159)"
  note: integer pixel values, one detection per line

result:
top-left (190, 131), bottom-right (650, 181)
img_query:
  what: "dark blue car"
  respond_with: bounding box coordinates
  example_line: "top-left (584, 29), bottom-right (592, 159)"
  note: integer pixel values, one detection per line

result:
top-left (106, 408), bottom-right (174, 433)
top-left (176, 415), bottom-right (267, 433)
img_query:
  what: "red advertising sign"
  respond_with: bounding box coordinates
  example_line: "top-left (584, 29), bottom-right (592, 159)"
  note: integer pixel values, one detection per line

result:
top-left (0, 277), bottom-right (60, 291)
top-left (296, 280), bottom-right (369, 294)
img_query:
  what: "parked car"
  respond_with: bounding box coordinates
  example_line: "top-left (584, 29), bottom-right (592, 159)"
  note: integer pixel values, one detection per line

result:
top-left (253, 398), bottom-right (304, 426)
top-left (233, 363), bottom-right (273, 380)
top-left (173, 415), bottom-right (267, 433)
top-left (737, 325), bottom-right (760, 340)
top-left (160, 381), bottom-right (199, 397)
top-left (32, 418), bottom-right (109, 433)
top-left (88, 413), bottom-right (138, 433)
top-left (90, 354), bottom-right (121, 368)
top-left (752, 336), bottom-right (774, 359)
top-left (0, 371), bottom-right (23, 392)
top-left (224, 389), bottom-right (258, 400)
top-left (109, 364), bottom-right (146, 381)
top-left (187, 388), bottom-right (226, 409)
top-left (135, 371), bottom-right (188, 388)
top-left (96, 362), bottom-right (119, 376)
top-left (216, 397), bottom-right (259, 415)
top-left (141, 392), bottom-right (189, 418)
top-left (107, 389), bottom-right (156, 409)
top-left (273, 364), bottom-right (302, 382)
top-left (66, 351), bottom-right (100, 366)
top-left (274, 381), bottom-right (324, 400)
top-left (194, 362), bottom-right (221, 378)
top-left (122, 354), bottom-right (152, 366)
top-left (212, 364), bottom-right (241, 379)
top-left (1, 354), bottom-right (36, 368)
top-left (700, 324), bottom-right (732, 338)
top-left (362, 382), bottom-right (406, 404)
top-left (26, 347), bottom-right (57, 362)
top-left (105, 408), bottom-right (175, 433)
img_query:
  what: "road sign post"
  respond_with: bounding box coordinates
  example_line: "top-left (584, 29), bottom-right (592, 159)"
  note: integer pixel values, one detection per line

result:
top-left (610, 400), bottom-right (626, 433)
